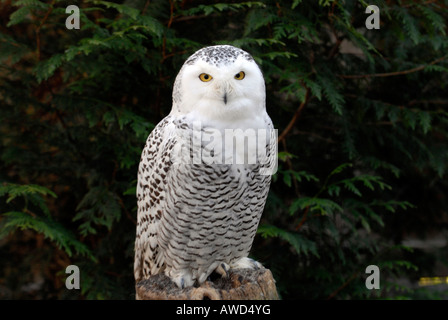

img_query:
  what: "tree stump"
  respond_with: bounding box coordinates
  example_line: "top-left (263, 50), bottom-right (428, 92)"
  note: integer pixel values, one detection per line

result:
top-left (135, 267), bottom-right (279, 300)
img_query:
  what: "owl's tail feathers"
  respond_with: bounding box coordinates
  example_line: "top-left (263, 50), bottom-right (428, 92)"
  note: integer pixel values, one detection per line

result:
top-left (134, 246), bottom-right (144, 282)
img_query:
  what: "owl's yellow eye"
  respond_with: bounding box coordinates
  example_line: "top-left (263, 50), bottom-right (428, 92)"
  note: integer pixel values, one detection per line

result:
top-left (234, 71), bottom-right (245, 80)
top-left (199, 73), bottom-right (213, 82)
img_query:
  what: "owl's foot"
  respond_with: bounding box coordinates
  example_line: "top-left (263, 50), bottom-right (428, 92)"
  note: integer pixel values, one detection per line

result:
top-left (214, 262), bottom-right (230, 278)
top-left (230, 257), bottom-right (262, 270)
top-left (169, 271), bottom-right (194, 289)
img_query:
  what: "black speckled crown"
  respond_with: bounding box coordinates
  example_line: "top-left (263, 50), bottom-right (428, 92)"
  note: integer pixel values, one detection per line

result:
top-left (185, 45), bottom-right (254, 66)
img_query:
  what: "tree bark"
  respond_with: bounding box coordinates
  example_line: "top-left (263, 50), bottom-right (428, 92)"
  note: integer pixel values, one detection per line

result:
top-left (135, 267), bottom-right (279, 300)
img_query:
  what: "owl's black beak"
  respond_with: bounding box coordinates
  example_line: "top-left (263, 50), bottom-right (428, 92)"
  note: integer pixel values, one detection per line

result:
top-left (223, 93), bottom-right (227, 104)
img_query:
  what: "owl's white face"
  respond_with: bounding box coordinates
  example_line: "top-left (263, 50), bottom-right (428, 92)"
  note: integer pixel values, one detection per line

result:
top-left (171, 46), bottom-right (266, 124)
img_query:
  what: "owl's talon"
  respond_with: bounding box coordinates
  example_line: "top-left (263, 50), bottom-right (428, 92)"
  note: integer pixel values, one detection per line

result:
top-left (230, 257), bottom-right (262, 270)
top-left (171, 273), bottom-right (194, 289)
top-left (214, 262), bottom-right (230, 278)
top-left (172, 277), bottom-right (185, 289)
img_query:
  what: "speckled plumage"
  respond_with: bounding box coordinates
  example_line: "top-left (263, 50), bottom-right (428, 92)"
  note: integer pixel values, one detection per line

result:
top-left (134, 45), bottom-right (276, 289)
top-left (185, 45), bottom-right (254, 66)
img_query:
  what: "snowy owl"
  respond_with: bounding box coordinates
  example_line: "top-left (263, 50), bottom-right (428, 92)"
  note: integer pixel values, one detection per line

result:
top-left (134, 45), bottom-right (276, 289)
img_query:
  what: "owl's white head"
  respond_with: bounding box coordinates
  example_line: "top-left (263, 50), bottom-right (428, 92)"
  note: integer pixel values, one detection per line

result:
top-left (171, 45), bottom-right (266, 123)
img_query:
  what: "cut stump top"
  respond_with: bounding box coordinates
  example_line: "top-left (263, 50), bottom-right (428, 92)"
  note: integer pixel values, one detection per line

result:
top-left (135, 267), bottom-right (279, 300)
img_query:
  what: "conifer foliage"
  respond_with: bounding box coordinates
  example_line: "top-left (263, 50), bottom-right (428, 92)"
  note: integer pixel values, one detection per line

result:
top-left (1, 0), bottom-right (447, 299)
